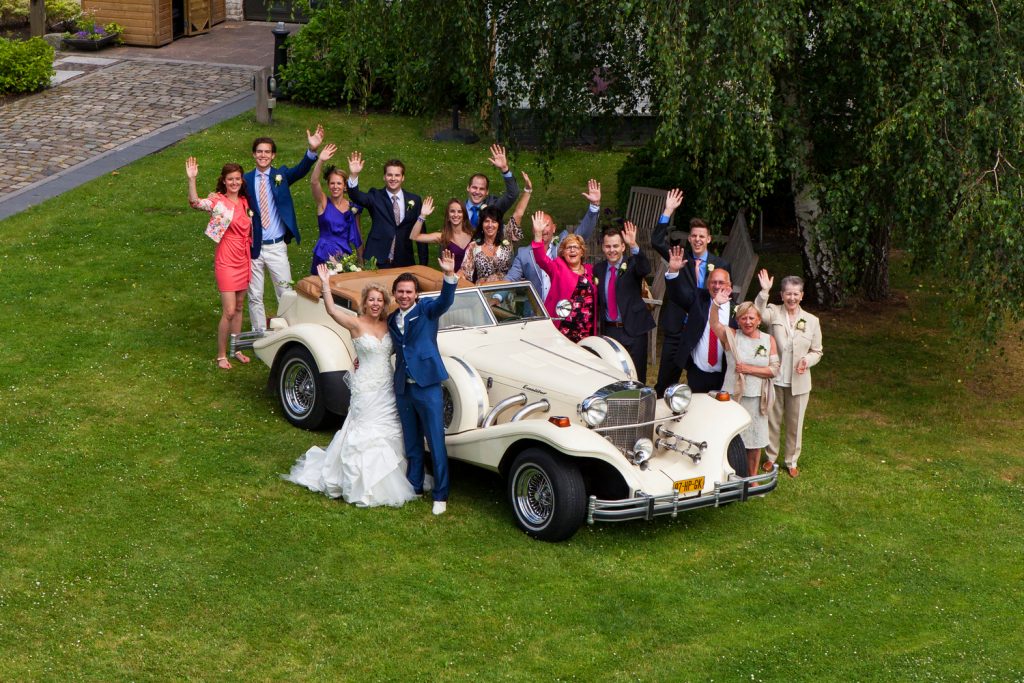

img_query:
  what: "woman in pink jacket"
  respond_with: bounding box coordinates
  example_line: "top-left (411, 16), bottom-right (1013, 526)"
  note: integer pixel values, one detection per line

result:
top-left (529, 211), bottom-right (597, 341)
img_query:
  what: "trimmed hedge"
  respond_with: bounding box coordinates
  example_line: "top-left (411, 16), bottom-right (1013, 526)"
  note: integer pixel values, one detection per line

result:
top-left (0, 37), bottom-right (54, 95)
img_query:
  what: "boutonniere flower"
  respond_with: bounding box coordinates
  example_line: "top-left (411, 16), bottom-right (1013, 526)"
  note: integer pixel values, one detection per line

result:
top-left (501, 239), bottom-right (509, 247)
top-left (480, 204), bottom-right (488, 211)
top-left (247, 209), bottom-right (254, 217)
top-left (551, 236), bottom-right (560, 246)
top-left (350, 206), bottom-right (359, 214)
top-left (274, 174), bottom-right (283, 186)
top-left (755, 345), bottom-right (767, 358)
top-left (707, 263), bottom-right (715, 272)
top-left (796, 318), bottom-right (807, 332)
top-left (593, 277), bottom-right (599, 286)
top-left (407, 200), bottom-right (414, 209)
top-left (618, 262), bottom-right (628, 272)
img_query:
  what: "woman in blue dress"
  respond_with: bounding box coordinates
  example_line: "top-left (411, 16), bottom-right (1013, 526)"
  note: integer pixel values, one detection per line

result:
top-left (309, 143), bottom-right (362, 273)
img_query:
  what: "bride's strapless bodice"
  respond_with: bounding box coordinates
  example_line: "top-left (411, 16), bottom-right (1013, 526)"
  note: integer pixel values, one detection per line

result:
top-left (350, 335), bottom-right (393, 391)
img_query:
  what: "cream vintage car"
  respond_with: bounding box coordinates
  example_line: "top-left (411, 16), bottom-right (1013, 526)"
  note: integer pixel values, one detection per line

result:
top-left (232, 266), bottom-right (778, 541)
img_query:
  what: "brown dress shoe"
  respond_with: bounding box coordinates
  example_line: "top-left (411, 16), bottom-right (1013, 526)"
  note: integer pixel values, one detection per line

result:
top-left (787, 466), bottom-right (800, 478)
top-left (762, 461), bottom-right (774, 473)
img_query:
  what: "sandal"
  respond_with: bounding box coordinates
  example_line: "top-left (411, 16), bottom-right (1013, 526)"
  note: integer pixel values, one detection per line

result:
top-left (233, 351), bottom-right (251, 365)
top-left (216, 357), bottom-right (232, 370)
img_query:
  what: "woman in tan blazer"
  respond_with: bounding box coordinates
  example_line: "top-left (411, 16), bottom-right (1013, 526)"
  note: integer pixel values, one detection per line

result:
top-left (754, 269), bottom-right (824, 477)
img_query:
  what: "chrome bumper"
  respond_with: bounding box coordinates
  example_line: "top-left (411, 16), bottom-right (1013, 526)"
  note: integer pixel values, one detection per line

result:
top-left (586, 465), bottom-right (779, 524)
top-left (229, 331), bottom-right (265, 354)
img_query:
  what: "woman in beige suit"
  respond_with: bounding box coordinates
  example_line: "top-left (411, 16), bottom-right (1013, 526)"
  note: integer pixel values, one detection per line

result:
top-left (754, 269), bottom-right (824, 478)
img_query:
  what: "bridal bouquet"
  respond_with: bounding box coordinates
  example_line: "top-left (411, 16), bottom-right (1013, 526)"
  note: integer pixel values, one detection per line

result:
top-left (326, 252), bottom-right (377, 273)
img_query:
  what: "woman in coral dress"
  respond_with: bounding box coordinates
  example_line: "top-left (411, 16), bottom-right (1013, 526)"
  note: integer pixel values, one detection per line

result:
top-left (186, 157), bottom-right (253, 370)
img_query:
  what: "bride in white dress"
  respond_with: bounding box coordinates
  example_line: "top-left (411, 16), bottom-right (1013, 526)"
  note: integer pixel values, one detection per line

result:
top-left (283, 264), bottom-right (417, 507)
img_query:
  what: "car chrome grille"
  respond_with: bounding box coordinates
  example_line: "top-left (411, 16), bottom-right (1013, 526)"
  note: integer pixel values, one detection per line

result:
top-left (601, 387), bottom-right (656, 451)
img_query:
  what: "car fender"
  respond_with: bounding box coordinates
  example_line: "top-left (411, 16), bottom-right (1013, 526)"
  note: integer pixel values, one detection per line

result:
top-left (577, 336), bottom-right (636, 380)
top-left (441, 356), bottom-right (490, 434)
top-left (445, 420), bottom-right (643, 487)
top-left (255, 323), bottom-right (355, 375)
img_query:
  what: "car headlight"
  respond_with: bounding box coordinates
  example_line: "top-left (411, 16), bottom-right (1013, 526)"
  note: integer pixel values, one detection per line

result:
top-left (578, 396), bottom-right (608, 427)
top-left (664, 383), bottom-right (692, 413)
top-left (629, 438), bottom-right (654, 466)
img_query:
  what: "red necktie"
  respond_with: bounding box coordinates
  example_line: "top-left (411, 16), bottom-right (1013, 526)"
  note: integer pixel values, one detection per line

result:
top-left (708, 305), bottom-right (719, 365)
top-left (607, 264), bottom-right (619, 320)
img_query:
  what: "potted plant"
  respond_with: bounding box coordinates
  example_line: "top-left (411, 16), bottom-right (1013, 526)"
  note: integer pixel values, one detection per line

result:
top-left (62, 13), bottom-right (123, 51)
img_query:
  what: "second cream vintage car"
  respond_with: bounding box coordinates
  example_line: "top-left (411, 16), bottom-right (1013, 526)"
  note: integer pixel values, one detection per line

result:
top-left (234, 267), bottom-right (778, 541)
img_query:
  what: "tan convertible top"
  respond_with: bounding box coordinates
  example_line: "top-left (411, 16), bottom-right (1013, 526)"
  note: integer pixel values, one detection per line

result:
top-left (295, 265), bottom-right (470, 311)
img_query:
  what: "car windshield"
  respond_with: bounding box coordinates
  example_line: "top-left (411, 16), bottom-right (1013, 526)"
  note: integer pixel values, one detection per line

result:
top-left (423, 283), bottom-right (548, 330)
top-left (480, 283), bottom-right (548, 324)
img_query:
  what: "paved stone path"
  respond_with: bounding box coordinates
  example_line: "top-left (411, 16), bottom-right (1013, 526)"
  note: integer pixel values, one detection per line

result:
top-left (0, 59), bottom-right (254, 197)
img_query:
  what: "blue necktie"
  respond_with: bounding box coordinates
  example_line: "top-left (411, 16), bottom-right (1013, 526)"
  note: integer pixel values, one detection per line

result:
top-left (469, 204), bottom-right (479, 228)
top-left (696, 258), bottom-right (705, 288)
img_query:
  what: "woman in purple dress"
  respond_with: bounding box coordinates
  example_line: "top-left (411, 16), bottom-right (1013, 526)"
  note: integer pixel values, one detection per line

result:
top-left (309, 143), bottom-right (362, 274)
top-left (410, 197), bottom-right (475, 271)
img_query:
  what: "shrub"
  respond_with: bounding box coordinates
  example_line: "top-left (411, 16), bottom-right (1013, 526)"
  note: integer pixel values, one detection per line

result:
top-left (616, 140), bottom-right (701, 220)
top-left (0, 36), bottom-right (54, 94)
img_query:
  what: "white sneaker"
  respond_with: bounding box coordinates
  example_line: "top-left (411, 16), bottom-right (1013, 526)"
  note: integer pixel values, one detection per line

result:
top-left (432, 501), bottom-right (447, 515)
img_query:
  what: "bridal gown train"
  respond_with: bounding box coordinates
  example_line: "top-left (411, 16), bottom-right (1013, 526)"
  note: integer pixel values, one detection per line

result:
top-left (283, 334), bottom-right (417, 507)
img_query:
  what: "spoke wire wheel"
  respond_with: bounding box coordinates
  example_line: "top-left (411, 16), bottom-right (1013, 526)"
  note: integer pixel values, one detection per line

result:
top-left (281, 359), bottom-right (315, 419)
top-left (512, 464), bottom-right (554, 529)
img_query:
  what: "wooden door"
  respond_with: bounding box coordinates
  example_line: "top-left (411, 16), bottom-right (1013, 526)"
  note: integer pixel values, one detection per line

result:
top-left (185, 0), bottom-right (210, 35)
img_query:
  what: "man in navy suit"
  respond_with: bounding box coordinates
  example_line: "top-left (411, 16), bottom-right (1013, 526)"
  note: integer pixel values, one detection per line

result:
top-left (389, 250), bottom-right (458, 515)
top-left (595, 222), bottom-right (656, 384)
top-left (465, 144), bottom-right (519, 227)
top-left (663, 246), bottom-right (737, 393)
top-left (506, 179), bottom-right (602, 301)
top-left (244, 125), bottom-right (324, 332)
top-left (651, 189), bottom-right (731, 395)
top-left (346, 152), bottom-right (428, 268)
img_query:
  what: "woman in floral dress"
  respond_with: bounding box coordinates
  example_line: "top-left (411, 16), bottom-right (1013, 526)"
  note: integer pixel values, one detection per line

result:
top-left (186, 157), bottom-right (253, 370)
top-left (459, 174), bottom-right (533, 283)
top-left (530, 212), bottom-right (598, 342)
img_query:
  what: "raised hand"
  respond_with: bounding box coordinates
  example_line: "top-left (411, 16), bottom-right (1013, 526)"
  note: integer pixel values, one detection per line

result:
top-left (307, 124), bottom-right (325, 151)
top-left (667, 245), bottom-right (688, 273)
top-left (530, 210), bottom-right (548, 242)
top-left (488, 144), bottom-right (509, 173)
top-left (420, 196), bottom-right (435, 218)
top-left (664, 188), bottom-right (684, 214)
top-left (521, 171), bottom-right (532, 193)
top-left (320, 143), bottom-right (337, 161)
top-left (185, 156), bottom-right (198, 179)
top-left (712, 287), bottom-right (731, 306)
top-left (438, 248), bottom-right (456, 276)
top-left (757, 268), bottom-right (773, 292)
top-left (348, 151), bottom-right (364, 176)
top-left (581, 178), bottom-right (601, 205)
top-left (316, 262), bottom-right (331, 284)
top-left (622, 221), bottom-right (638, 248)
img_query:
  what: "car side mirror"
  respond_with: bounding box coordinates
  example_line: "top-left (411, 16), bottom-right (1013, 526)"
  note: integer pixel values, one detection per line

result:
top-left (554, 299), bottom-right (572, 320)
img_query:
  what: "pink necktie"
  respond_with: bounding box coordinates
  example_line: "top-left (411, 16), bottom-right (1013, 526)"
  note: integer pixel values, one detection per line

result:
top-left (607, 264), bottom-right (619, 320)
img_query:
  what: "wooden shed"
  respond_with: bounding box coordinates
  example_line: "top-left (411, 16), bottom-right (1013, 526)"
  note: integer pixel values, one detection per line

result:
top-left (81, 0), bottom-right (226, 48)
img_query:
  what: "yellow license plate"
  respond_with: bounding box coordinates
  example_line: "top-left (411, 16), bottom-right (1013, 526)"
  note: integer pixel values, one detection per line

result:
top-left (673, 476), bottom-right (705, 494)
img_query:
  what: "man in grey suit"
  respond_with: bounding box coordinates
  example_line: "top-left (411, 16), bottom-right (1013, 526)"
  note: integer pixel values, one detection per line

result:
top-left (506, 179), bottom-right (602, 302)
top-left (465, 144), bottom-right (519, 227)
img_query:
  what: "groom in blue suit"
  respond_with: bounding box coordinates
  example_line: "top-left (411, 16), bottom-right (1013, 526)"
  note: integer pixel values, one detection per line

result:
top-left (389, 250), bottom-right (458, 515)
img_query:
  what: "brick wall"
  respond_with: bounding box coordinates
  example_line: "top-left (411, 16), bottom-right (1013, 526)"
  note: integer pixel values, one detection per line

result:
top-left (226, 0), bottom-right (243, 20)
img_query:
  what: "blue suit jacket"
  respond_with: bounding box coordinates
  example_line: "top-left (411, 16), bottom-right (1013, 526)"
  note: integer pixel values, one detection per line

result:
top-left (347, 185), bottom-right (428, 267)
top-left (506, 205), bottom-right (600, 296)
top-left (388, 277), bottom-right (457, 393)
top-left (244, 151), bottom-right (316, 258)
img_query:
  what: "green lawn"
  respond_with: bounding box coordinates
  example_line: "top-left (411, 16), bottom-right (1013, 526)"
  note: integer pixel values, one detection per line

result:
top-left (1, 105), bottom-right (1022, 681)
